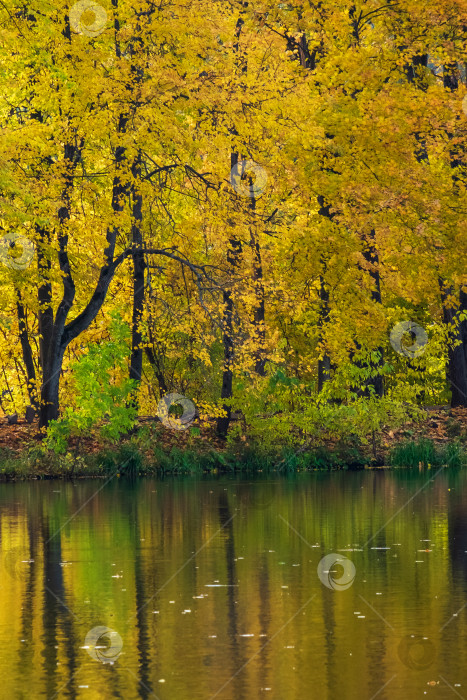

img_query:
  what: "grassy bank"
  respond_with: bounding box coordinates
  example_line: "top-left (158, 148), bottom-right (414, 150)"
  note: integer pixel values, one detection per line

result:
top-left (0, 406), bottom-right (467, 479)
top-left (0, 440), bottom-right (374, 479)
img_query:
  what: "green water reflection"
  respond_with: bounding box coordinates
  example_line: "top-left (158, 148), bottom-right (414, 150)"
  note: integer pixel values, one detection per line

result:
top-left (0, 469), bottom-right (466, 699)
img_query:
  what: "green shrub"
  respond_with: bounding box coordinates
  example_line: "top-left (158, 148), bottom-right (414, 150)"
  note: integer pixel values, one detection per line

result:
top-left (389, 438), bottom-right (466, 468)
top-left (45, 313), bottom-right (138, 454)
top-left (153, 445), bottom-right (206, 474)
top-left (439, 441), bottom-right (465, 468)
top-left (389, 438), bottom-right (436, 467)
top-left (98, 443), bottom-right (142, 477)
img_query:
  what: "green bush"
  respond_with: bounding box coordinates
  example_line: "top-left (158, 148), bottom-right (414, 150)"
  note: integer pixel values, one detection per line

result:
top-left (45, 313), bottom-right (138, 454)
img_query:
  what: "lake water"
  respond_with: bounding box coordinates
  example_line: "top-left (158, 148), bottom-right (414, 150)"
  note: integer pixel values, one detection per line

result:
top-left (0, 469), bottom-right (466, 699)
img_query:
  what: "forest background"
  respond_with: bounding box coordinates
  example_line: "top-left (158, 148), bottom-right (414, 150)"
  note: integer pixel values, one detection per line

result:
top-left (0, 0), bottom-right (466, 470)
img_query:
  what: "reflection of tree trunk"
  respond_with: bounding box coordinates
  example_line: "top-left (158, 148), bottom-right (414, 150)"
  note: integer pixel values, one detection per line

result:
top-left (16, 515), bottom-right (39, 675)
top-left (41, 523), bottom-right (75, 699)
top-left (218, 490), bottom-right (245, 700)
top-left (321, 563), bottom-right (338, 697)
top-left (131, 485), bottom-right (154, 699)
top-left (367, 633), bottom-right (389, 699)
top-left (257, 552), bottom-right (272, 692)
top-left (448, 484), bottom-right (467, 586)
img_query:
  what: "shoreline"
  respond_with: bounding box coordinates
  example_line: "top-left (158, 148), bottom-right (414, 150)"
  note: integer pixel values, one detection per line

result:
top-left (1, 405), bottom-right (466, 480)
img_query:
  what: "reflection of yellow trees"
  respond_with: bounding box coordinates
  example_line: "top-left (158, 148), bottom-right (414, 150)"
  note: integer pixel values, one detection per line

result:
top-left (0, 472), bottom-right (465, 697)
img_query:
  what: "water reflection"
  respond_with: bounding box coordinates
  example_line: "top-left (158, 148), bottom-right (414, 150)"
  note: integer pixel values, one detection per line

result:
top-left (0, 470), bottom-right (466, 698)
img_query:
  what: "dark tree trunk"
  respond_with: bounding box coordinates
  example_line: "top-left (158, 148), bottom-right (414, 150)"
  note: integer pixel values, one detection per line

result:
top-left (249, 190), bottom-right (266, 376)
top-left (126, 17), bottom-right (146, 401)
top-left (217, 11), bottom-right (248, 439)
top-left (317, 269), bottom-right (331, 392)
top-left (37, 125), bottom-right (127, 428)
top-left (441, 284), bottom-right (467, 408)
top-left (38, 137), bottom-right (84, 428)
top-left (217, 295), bottom-right (235, 439)
top-left (461, 288), bottom-right (467, 370)
top-left (40, 346), bottom-right (65, 427)
top-left (441, 65), bottom-right (466, 406)
top-left (288, 36), bottom-right (333, 392)
top-left (358, 229), bottom-right (384, 398)
top-left (217, 196), bottom-right (242, 438)
top-left (129, 154), bottom-right (145, 400)
top-left (37, 226), bottom-right (54, 384)
top-left (316, 197), bottom-right (333, 392)
top-left (28, 8), bottom-right (156, 430)
top-left (251, 229), bottom-right (266, 376)
top-left (144, 345), bottom-right (168, 394)
top-left (15, 289), bottom-right (38, 409)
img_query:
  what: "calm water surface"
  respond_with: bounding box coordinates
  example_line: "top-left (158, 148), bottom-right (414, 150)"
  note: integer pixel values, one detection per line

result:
top-left (1, 470), bottom-right (467, 699)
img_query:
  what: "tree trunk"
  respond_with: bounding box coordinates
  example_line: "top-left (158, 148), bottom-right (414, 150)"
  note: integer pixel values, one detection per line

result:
top-left (316, 197), bottom-right (333, 392)
top-left (441, 283), bottom-right (467, 408)
top-left (15, 289), bottom-right (38, 409)
top-left (38, 136), bottom-right (83, 428)
top-left (441, 65), bottom-right (467, 407)
top-left (129, 154), bottom-right (145, 400)
top-left (216, 195), bottom-right (242, 438)
top-left (216, 11), bottom-right (248, 439)
top-left (249, 194), bottom-right (266, 376)
top-left (295, 33), bottom-right (385, 398)
top-left (251, 230), bottom-right (266, 376)
top-left (37, 225), bottom-right (54, 384)
top-left (317, 268), bottom-right (331, 392)
top-left (40, 346), bottom-right (65, 426)
top-left (358, 229), bottom-right (384, 398)
top-left (144, 345), bottom-right (168, 394)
